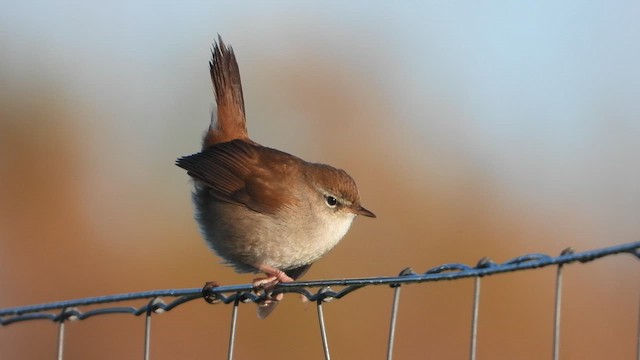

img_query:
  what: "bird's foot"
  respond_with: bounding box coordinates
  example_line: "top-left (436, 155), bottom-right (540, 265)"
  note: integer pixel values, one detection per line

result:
top-left (252, 264), bottom-right (294, 303)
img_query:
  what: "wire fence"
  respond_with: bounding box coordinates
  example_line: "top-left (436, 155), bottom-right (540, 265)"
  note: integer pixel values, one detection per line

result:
top-left (1, 241), bottom-right (639, 360)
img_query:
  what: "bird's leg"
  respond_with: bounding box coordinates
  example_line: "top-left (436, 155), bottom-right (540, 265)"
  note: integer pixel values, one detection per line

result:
top-left (253, 264), bottom-right (293, 302)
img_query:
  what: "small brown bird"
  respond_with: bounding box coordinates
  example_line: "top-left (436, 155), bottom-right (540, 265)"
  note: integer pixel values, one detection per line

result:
top-left (176, 36), bottom-right (375, 318)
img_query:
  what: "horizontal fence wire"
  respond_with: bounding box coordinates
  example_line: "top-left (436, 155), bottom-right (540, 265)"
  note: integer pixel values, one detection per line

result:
top-left (2, 241), bottom-right (638, 325)
top-left (2, 241), bottom-right (639, 360)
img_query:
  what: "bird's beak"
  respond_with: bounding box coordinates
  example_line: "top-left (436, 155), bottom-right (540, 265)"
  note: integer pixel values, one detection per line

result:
top-left (353, 205), bottom-right (376, 218)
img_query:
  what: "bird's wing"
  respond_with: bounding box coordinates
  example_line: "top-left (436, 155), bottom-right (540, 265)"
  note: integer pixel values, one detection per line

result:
top-left (176, 140), bottom-right (300, 214)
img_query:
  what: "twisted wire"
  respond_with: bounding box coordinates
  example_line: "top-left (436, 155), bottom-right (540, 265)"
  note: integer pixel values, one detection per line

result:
top-left (1, 241), bottom-right (638, 326)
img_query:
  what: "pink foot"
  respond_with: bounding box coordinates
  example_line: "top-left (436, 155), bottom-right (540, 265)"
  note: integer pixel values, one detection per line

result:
top-left (252, 264), bottom-right (293, 289)
top-left (252, 264), bottom-right (293, 302)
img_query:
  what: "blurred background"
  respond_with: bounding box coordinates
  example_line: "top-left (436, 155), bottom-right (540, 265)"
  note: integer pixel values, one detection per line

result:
top-left (1, 1), bottom-right (639, 359)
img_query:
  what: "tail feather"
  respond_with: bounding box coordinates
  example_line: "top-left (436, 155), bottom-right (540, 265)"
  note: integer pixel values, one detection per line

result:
top-left (257, 300), bottom-right (279, 319)
top-left (203, 35), bottom-right (248, 148)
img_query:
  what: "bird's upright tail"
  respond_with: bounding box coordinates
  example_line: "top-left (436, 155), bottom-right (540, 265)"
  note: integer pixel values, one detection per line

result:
top-left (203, 35), bottom-right (249, 148)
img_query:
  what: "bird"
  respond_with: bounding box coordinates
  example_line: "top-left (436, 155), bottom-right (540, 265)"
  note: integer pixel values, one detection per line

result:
top-left (176, 36), bottom-right (375, 318)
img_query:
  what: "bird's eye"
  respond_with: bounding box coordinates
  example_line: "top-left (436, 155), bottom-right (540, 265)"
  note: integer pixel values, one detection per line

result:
top-left (325, 195), bottom-right (338, 208)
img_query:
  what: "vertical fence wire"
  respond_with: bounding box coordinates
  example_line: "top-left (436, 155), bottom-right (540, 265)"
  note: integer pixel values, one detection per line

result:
top-left (386, 285), bottom-right (402, 360)
top-left (227, 294), bottom-right (240, 360)
top-left (553, 263), bottom-right (565, 360)
top-left (469, 276), bottom-right (481, 360)
top-left (57, 309), bottom-right (66, 360)
top-left (144, 301), bottom-right (153, 360)
top-left (317, 297), bottom-right (331, 360)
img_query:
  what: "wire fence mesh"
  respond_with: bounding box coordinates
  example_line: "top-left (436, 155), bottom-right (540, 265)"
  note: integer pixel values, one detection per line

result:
top-left (1, 241), bottom-right (639, 360)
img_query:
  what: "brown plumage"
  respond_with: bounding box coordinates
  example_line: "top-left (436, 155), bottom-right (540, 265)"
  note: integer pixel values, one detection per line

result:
top-left (204, 35), bottom-right (248, 147)
top-left (176, 36), bottom-right (374, 318)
